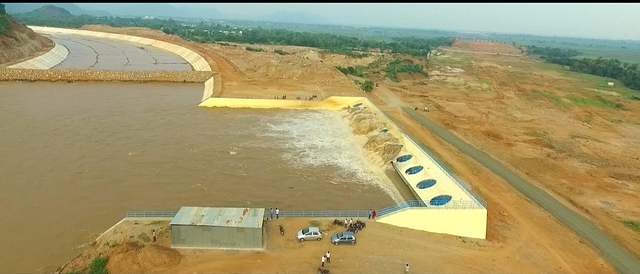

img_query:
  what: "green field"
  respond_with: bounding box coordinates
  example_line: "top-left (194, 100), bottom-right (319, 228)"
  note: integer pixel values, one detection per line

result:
top-left (478, 34), bottom-right (640, 64)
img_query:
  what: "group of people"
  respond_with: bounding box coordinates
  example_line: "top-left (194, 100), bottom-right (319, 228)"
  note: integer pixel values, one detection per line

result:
top-left (269, 207), bottom-right (280, 219)
top-left (368, 209), bottom-right (378, 219)
top-left (319, 250), bottom-right (409, 274)
top-left (320, 251), bottom-right (331, 267)
top-left (273, 94), bottom-right (319, 100)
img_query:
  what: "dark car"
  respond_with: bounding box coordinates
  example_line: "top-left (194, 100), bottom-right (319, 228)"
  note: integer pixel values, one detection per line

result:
top-left (331, 231), bottom-right (356, 245)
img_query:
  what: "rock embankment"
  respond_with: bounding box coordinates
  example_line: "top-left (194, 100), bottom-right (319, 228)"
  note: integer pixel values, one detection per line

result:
top-left (0, 69), bottom-right (213, 83)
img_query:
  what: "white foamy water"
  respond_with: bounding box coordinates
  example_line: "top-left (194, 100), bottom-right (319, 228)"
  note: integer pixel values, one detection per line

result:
top-left (257, 110), bottom-right (404, 203)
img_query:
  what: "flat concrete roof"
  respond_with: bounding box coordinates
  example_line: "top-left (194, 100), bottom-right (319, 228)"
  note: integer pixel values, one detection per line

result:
top-left (170, 207), bottom-right (265, 228)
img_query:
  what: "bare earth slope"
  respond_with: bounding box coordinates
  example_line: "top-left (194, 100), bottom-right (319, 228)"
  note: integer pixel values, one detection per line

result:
top-left (0, 14), bottom-right (53, 66)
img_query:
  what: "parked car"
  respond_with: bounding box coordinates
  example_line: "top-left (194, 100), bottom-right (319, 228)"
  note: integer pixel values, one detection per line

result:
top-left (296, 227), bottom-right (322, 242)
top-left (331, 231), bottom-right (356, 245)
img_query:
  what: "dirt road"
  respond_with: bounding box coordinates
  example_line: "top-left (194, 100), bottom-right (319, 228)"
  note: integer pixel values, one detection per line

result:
top-left (398, 106), bottom-right (640, 274)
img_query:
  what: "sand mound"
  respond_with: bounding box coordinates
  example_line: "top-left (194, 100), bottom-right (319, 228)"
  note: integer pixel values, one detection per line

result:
top-left (107, 242), bottom-right (181, 273)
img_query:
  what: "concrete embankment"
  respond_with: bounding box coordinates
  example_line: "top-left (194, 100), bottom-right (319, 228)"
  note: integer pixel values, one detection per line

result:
top-left (7, 41), bottom-right (69, 70)
top-left (18, 26), bottom-right (215, 102)
top-left (0, 69), bottom-right (212, 83)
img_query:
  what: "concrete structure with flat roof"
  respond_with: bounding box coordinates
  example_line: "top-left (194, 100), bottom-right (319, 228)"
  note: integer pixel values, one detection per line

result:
top-left (170, 207), bottom-right (265, 249)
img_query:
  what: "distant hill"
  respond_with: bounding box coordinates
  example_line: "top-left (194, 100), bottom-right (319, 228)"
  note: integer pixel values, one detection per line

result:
top-left (28, 5), bottom-right (73, 17)
top-left (77, 3), bottom-right (222, 20)
top-left (7, 3), bottom-right (333, 26)
top-left (4, 3), bottom-right (110, 16)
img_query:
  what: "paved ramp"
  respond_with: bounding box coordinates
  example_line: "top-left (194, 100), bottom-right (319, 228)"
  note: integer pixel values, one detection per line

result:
top-left (399, 106), bottom-right (640, 274)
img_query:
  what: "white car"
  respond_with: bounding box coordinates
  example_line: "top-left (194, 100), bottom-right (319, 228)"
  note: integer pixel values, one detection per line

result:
top-left (296, 227), bottom-right (322, 242)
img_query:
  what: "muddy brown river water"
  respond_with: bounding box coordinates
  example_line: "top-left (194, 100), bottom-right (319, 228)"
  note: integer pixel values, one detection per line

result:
top-left (0, 81), bottom-right (405, 272)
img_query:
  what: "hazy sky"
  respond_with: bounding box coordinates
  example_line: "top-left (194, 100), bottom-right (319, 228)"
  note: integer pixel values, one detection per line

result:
top-left (166, 3), bottom-right (640, 40)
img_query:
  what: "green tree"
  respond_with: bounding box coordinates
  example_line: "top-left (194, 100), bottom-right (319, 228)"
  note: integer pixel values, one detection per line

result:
top-left (360, 80), bottom-right (375, 92)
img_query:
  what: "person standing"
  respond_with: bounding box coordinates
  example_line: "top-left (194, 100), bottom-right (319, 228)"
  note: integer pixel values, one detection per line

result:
top-left (405, 263), bottom-right (410, 274)
top-left (349, 218), bottom-right (353, 226)
top-left (368, 209), bottom-right (373, 219)
top-left (321, 255), bottom-right (326, 267)
top-left (344, 218), bottom-right (348, 228)
top-left (372, 210), bottom-right (377, 220)
top-left (269, 208), bottom-right (274, 219)
top-left (275, 208), bottom-right (280, 219)
top-left (152, 229), bottom-right (157, 243)
top-left (325, 251), bottom-right (331, 263)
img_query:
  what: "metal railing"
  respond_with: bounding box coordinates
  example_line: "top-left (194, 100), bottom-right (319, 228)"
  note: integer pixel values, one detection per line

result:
top-left (126, 200), bottom-right (482, 221)
top-left (265, 210), bottom-right (369, 219)
top-left (376, 199), bottom-right (484, 217)
top-left (125, 210), bottom-right (370, 219)
top-left (371, 103), bottom-right (487, 208)
top-left (126, 211), bottom-right (179, 218)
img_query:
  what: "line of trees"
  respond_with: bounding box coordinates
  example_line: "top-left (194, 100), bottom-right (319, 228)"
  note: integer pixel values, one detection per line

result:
top-left (527, 45), bottom-right (640, 91)
top-left (11, 6), bottom-right (454, 58)
top-left (0, 3), bottom-right (10, 36)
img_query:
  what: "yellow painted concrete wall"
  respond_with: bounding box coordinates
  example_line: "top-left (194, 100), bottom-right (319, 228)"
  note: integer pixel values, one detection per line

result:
top-left (392, 156), bottom-right (477, 207)
top-left (7, 40), bottom-right (69, 69)
top-left (198, 96), bottom-right (365, 110)
top-left (26, 26), bottom-right (215, 103)
top-left (355, 99), bottom-right (485, 208)
top-left (377, 207), bottom-right (488, 239)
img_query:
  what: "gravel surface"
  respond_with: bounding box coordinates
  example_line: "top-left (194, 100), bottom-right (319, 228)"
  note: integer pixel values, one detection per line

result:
top-left (0, 69), bottom-right (212, 83)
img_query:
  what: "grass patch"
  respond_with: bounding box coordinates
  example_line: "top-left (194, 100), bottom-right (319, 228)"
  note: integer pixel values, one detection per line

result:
top-left (530, 90), bottom-right (569, 108)
top-left (385, 59), bottom-right (427, 82)
top-left (531, 61), bottom-right (640, 100)
top-left (336, 65), bottom-right (367, 77)
top-left (568, 96), bottom-right (626, 110)
top-left (322, 48), bottom-right (369, 58)
top-left (215, 42), bottom-right (236, 47)
top-left (103, 241), bottom-right (120, 248)
top-left (136, 232), bottom-right (151, 243)
top-left (430, 53), bottom-right (474, 69)
top-left (622, 220), bottom-right (640, 232)
top-left (245, 46), bottom-right (265, 52)
top-left (147, 220), bottom-right (165, 226)
top-left (89, 257), bottom-right (109, 274)
top-left (354, 80), bottom-right (375, 92)
top-left (274, 49), bottom-right (290, 55)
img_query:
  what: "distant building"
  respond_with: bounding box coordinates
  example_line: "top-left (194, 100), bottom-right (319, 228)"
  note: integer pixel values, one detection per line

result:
top-left (607, 81), bottom-right (615, 87)
top-left (170, 207), bottom-right (265, 250)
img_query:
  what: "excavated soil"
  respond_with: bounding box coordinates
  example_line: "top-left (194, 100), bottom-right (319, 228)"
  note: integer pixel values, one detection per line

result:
top-left (0, 16), bottom-right (52, 66)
